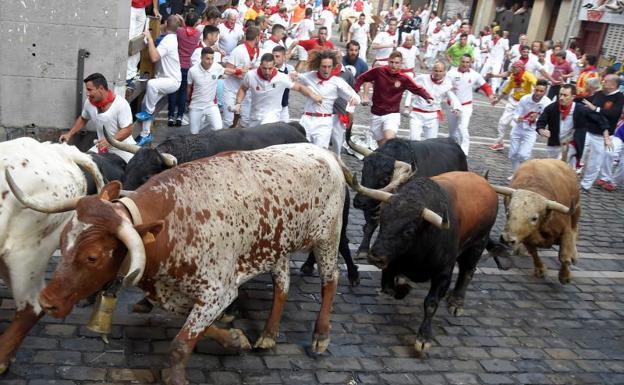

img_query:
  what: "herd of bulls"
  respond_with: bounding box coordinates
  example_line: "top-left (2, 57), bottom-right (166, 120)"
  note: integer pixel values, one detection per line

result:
top-left (0, 124), bottom-right (581, 385)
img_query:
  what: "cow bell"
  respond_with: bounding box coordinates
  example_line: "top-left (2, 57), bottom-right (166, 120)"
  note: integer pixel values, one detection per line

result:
top-left (86, 291), bottom-right (118, 342)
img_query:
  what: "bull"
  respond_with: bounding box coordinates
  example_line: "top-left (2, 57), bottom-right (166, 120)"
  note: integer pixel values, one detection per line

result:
top-left (9, 143), bottom-right (344, 385)
top-left (106, 124), bottom-right (360, 287)
top-left (348, 137), bottom-right (468, 260)
top-left (343, 167), bottom-right (500, 353)
top-left (491, 159), bottom-right (580, 284)
top-left (0, 137), bottom-right (105, 374)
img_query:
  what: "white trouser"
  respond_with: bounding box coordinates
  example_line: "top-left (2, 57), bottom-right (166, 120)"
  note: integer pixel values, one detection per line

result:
top-left (508, 124), bottom-right (537, 172)
top-left (409, 110), bottom-right (439, 140)
top-left (331, 115), bottom-right (346, 156)
top-left (424, 45), bottom-right (438, 68)
top-left (297, 46), bottom-right (309, 61)
top-left (545, 143), bottom-right (577, 166)
top-left (402, 72), bottom-right (415, 106)
top-left (355, 39), bottom-right (367, 61)
top-left (280, 106), bottom-right (289, 122)
top-left (300, 114), bottom-right (333, 148)
top-left (189, 105), bottom-right (223, 134)
top-left (127, 7), bottom-right (146, 80)
top-left (370, 113), bottom-right (400, 141)
top-left (481, 58), bottom-right (503, 92)
top-left (581, 133), bottom-right (608, 190)
top-left (221, 88), bottom-right (251, 128)
top-left (599, 136), bottom-right (624, 185)
top-left (496, 98), bottom-right (518, 144)
top-left (248, 109), bottom-right (281, 128)
top-left (447, 103), bottom-right (473, 155)
top-left (141, 77), bottom-right (180, 136)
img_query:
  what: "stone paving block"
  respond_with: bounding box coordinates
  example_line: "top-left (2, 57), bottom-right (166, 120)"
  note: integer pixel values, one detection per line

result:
top-left (221, 355), bottom-right (265, 370)
top-left (83, 351), bottom-right (127, 367)
top-left (108, 368), bottom-right (156, 382)
top-left (379, 372), bottom-right (420, 384)
top-left (43, 324), bottom-right (77, 337)
top-left (20, 336), bottom-right (59, 350)
top-left (355, 373), bottom-right (381, 384)
top-left (545, 348), bottom-right (580, 360)
top-left (208, 371), bottom-right (242, 385)
top-left (315, 357), bottom-right (362, 371)
top-left (280, 371), bottom-right (318, 384)
top-left (60, 337), bottom-right (105, 352)
top-left (544, 359), bottom-right (580, 372)
top-left (315, 370), bottom-right (354, 384)
top-left (56, 366), bottom-right (107, 381)
top-left (381, 357), bottom-right (431, 371)
top-left (444, 372), bottom-right (479, 385)
top-left (477, 373), bottom-right (516, 384)
top-left (28, 381), bottom-right (76, 385)
top-left (32, 350), bottom-right (81, 365)
top-left (242, 371), bottom-right (282, 384)
top-left (453, 347), bottom-right (490, 359)
top-left (357, 358), bottom-right (385, 372)
top-left (513, 372), bottom-right (555, 384)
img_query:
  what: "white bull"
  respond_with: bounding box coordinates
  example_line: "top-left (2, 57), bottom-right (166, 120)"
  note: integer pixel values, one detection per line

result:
top-left (0, 137), bottom-right (104, 373)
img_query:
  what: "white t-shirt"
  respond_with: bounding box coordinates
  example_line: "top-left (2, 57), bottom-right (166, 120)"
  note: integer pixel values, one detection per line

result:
top-left (559, 101), bottom-right (575, 141)
top-left (489, 37), bottom-right (509, 62)
top-left (191, 42), bottom-right (223, 67)
top-left (513, 93), bottom-right (552, 131)
top-left (349, 22), bottom-right (369, 45)
top-left (372, 31), bottom-right (398, 61)
top-left (242, 70), bottom-right (294, 120)
top-left (411, 74), bottom-right (460, 111)
top-left (218, 23), bottom-right (245, 56)
top-left (269, 13), bottom-right (290, 28)
top-left (320, 9), bottom-right (334, 32)
top-left (262, 38), bottom-right (286, 55)
top-left (81, 97), bottom-right (135, 162)
top-left (224, 43), bottom-right (260, 92)
top-left (187, 62), bottom-right (226, 109)
top-left (297, 18), bottom-right (315, 39)
top-left (156, 33), bottom-right (181, 82)
top-left (446, 67), bottom-right (488, 104)
top-left (298, 71), bottom-right (360, 114)
top-left (397, 45), bottom-right (419, 71)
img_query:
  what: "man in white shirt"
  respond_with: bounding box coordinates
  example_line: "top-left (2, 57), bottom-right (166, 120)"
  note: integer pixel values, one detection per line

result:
top-left (187, 48), bottom-right (237, 134)
top-left (397, 34), bottom-right (422, 107)
top-left (127, 0), bottom-right (160, 87)
top-left (508, 80), bottom-right (551, 174)
top-left (269, 7), bottom-right (291, 28)
top-left (509, 34), bottom-right (528, 62)
top-left (408, 61), bottom-right (461, 140)
top-left (480, 29), bottom-right (509, 92)
top-left (371, 17), bottom-right (399, 67)
top-left (318, 0), bottom-right (335, 40)
top-left (446, 54), bottom-right (495, 155)
top-left (234, 52), bottom-right (321, 127)
top-left (294, 7), bottom-right (315, 69)
top-left (135, 16), bottom-right (182, 146)
top-left (223, 27), bottom-right (261, 127)
top-left (347, 13), bottom-right (370, 61)
top-left (262, 24), bottom-right (287, 54)
top-left (191, 25), bottom-right (223, 67)
top-left (424, 20), bottom-right (444, 69)
top-left (60, 73), bottom-right (136, 162)
top-left (298, 50), bottom-right (361, 148)
top-left (272, 45), bottom-right (296, 121)
top-left (218, 10), bottom-right (245, 58)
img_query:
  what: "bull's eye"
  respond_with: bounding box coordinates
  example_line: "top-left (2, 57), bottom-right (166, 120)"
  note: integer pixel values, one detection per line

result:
top-left (403, 227), bottom-right (416, 238)
top-left (87, 255), bottom-right (97, 263)
top-left (531, 215), bottom-right (539, 223)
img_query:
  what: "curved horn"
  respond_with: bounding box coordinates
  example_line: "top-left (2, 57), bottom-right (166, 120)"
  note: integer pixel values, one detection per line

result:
top-left (422, 208), bottom-right (445, 229)
top-left (381, 160), bottom-right (413, 192)
top-left (545, 199), bottom-right (573, 215)
top-left (347, 138), bottom-right (373, 157)
top-left (71, 156), bottom-right (106, 192)
top-left (103, 127), bottom-right (141, 154)
top-left (491, 185), bottom-right (516, 196)
top-left (341, 164), bottom-right (393, 202)
top-left (116, 221), bottom-right (147, 287)
top-left (5, 169), bottom-right (80, 213)
top-left (156, 149), bottom-right (178, 168)
top-left (483, 170), bottom-right (490, 181)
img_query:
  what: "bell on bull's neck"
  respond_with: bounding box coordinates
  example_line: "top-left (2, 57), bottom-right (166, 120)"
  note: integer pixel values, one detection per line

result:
top-left (86, 291), bottom-right (118, 338)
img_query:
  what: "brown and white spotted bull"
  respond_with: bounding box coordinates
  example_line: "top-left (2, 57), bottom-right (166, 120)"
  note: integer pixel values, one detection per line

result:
top-left (491, 159), bottom-right (580, 284)
top-left (8, 143), bottom-right (344, 385)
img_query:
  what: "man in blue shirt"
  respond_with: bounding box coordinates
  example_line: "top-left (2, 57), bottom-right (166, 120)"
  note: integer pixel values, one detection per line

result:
top-left (342, 40), bottom-right (369, 77)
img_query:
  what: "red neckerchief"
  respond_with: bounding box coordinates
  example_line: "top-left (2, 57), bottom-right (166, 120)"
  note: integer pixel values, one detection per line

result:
top-left (317, 69), bottom-right (336, 84)
top-left (388, 29), bottom-right (396, 36)
top-left (458, 67), bottom-right (470, 73)
top-left (581, 65), bottom-right (596, 74)
top-left (270, 35), bottom-right (281, 44)
top-left (252, 5), bottom-right (262, 12)
top-left (401, 42), bottom-right (412, 49)
top-left (244, 41), bottom-right (259, 61)
top-left (519, 55), bottom-right (529, 65)
top-left (358, 20), bottom-right (365, 26)
top-left (257, 67), bottom-right (278, 81)
top-left (224, 21), bottom-right (235, 32)
top-left (550, 53), bottom-right (556, 64)
top-left (431, 75), bottom-right (443, 85)
top-left (90, 90), bottom-right (115, 110)
top-left (433, 26), bottom-right (441, 34)
top-left (332, 64), bottom-right (342, 76)
top-left (299, 3), bottom-right (305, 8)
top-left (185, 26), bottom-right (197, 36)
top-left (323, 6), bottom-right (331, 10)
top-left (492, 36), bottom-right (500, 45)
top-left (513, 70), bottom-right (524, 85)
top-left (559, 102), bottom-right (572, 120)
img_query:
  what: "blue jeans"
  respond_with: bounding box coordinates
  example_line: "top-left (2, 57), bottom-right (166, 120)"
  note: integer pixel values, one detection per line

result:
top-left (168, 67), bottom-right (188, 120)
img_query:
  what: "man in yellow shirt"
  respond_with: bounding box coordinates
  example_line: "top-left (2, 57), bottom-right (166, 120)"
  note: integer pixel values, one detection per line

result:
top-left (490, 61), bottom-right (537, 150)
top-left (244, 0), bottom-right (265, 21)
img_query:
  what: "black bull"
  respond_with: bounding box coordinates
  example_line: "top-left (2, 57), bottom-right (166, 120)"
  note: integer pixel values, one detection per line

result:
top-left (105, 122), bottom-right (360, 288)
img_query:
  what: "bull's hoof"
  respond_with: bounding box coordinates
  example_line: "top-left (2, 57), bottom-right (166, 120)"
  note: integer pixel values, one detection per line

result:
top-left (558, 268), bottom-right (572, 285)
top-left (348, 267), bottom-right (360, 286)
top-left (217, 312), bottom-right (235, 324)
top-left (229, 328), bottom-right (252, 351)
top-left (534, 266), bottom-right (547, 279)
top-left (414, 338), bottom-right (432, 353)
top-left (253, 334), bottom-right (276, 350)
top-left (311, 333), bottom-right (330, 354)
top-left (132, 298), bottom-right (154, 314)
top-left (446, 295), bottom-right (465, 317)
top-left (0, 360), bottom-right (9, 375)
top-left (300, 263), bottom-right (315, 276)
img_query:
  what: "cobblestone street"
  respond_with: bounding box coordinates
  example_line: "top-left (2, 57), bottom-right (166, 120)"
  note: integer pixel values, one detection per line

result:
top-left (2, 59), bottom-right (624, 385)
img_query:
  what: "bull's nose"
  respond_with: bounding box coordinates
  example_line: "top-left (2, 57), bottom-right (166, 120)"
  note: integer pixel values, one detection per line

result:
top-left (367, 253), bottom-right (388, 269)
top-left (501, 233), bottom-right (517, 247)
top-left (38, 294), bottom-right (58, 315)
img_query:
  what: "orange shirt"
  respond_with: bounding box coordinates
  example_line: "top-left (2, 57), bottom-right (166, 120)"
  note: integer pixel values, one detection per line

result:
top-left (576, 68), bottom-right (599, 98)
top-left (292, 4), bottom-right (306, 22)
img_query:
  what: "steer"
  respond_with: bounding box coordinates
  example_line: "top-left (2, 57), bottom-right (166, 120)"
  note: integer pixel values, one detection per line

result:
top-left (491, 159), bottom-right (580, 284)
top-left (343, 168), bottom-right (499, 354)
top-left (348, 137), bottom-right (468, 260)
top-left (0, 137), bottom-right (104, 374)
top-left (10, 143), bottom-right (344, 385)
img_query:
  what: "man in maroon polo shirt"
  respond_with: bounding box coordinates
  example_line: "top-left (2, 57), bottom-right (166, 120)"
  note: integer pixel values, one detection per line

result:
top-left (354, 50), bottom-right (433, 146)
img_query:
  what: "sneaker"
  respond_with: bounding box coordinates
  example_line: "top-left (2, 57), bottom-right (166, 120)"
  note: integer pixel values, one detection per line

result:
top-left (125, 79), bottom-right (136, 91)
top-left (135, 111), bottom-right (154, 121)
top-left (175, 118), bottom-right (182, 127)
top-left (489, 142), bottom-right (504, 151)
top-left (602, 183), bottom-right (616, 192)
top-left (167, 118), bottom-right (175, 127)
top-left (596, 179), bottom-right (607, 187)
top-left (136, 134), bottom-right (153, 147)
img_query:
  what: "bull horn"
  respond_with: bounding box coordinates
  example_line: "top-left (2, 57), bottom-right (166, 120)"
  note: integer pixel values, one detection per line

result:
top-left (341, 164), bottom-right (393, 202)
top-left (347, 138), bottom-right (373, 157)
top-left (422, 208), bottom-right (445, 229)
top-left (545, 199), bottom-right (573, 215)
top-left (491, 185), bottom-right (516, 196)
top-left (483, 170), bottom-right (490, 180)
top-left (156, 150), bottom-right (178, 168)
top-left (71, 156), bottom-right (106, 192)
top-left (116, 221), bottom-right (146, 287)
top-left (103, 127), bottom-right (141, 154)
top-left (381, 160), bottom-right (413, 192)
top-left (5, 169), bottom-right (80, 213)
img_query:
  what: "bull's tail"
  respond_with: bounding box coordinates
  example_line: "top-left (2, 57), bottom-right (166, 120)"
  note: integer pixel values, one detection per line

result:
top-left (485, 237), bottom-right (512, 270)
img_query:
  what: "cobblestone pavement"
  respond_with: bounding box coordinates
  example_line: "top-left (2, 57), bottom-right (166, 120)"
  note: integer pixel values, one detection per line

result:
top-left (2, 40), bottom-right (624, 385)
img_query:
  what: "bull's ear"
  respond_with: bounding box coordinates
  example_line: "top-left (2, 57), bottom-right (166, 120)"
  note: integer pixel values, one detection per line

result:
top-left (99, 181), bottom-right (122, 201)
top-left (134, 220), bottom-right (165, 245)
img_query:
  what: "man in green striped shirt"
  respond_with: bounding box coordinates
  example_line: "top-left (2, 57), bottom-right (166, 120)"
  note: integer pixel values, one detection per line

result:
top-left (446, 33), bottom-right (474, 68)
